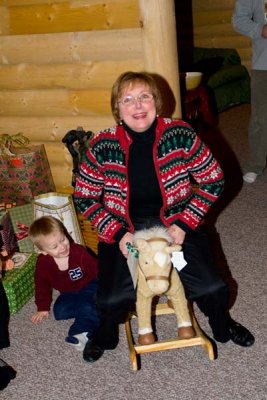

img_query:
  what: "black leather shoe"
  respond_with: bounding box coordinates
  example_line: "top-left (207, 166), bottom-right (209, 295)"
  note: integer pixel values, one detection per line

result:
top-left (83, 340), bottom-right (104, 363)
top-left (228, 320), bottom-right (255, 347)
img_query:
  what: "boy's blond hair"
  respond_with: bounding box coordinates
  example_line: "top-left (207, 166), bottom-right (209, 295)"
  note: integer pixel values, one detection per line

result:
top-left (29, 216), bottom-right (65, 250)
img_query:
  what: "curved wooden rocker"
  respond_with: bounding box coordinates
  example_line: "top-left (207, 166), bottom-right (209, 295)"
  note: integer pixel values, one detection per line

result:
top-left (125, 302), bottom-right (215, 371)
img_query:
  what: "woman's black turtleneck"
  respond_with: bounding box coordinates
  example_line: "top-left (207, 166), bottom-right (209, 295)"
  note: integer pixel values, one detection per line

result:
top-left (122, 119), bottom-right (163, 223)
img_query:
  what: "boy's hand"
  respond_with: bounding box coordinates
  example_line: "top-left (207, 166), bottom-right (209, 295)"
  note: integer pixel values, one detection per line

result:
top-left (31, 311), bottom-right (49, 324)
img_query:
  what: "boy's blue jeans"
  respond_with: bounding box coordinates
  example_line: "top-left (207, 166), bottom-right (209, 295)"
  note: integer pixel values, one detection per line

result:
top-left (53, 279), bottom-right (99, 339)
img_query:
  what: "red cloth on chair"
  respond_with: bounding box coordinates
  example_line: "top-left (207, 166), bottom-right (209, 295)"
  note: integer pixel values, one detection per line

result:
top-left (184, 85), bottom-right (218, 128)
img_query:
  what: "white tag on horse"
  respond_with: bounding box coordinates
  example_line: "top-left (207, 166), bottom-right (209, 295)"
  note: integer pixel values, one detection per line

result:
top-left (171, 251), bottom-right (187, 271)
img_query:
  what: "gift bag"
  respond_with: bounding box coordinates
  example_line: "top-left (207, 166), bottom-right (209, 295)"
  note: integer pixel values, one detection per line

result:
top-left (33, 192), bottom-right (84, 248)
top-left (0, 213), bottom-right (17, 255)
top-left (8, 203), bottom-right (34, 253)
top-left (0, 133), bottom-right (55, 205)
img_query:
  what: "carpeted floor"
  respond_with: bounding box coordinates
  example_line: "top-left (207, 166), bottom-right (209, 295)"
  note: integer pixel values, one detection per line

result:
top-left (1, 104), bottom-right (266, 400)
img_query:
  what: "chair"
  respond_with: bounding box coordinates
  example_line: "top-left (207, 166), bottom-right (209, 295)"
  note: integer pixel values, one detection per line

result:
top-left (192, 47), bottom-right (251, 112)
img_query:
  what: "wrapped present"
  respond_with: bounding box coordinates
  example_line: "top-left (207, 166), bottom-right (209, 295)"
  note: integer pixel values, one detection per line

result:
top-left (8, 203), bottom-right (34, 253)
top-left (33, 192), bottom-right (84, 248)
top-left (2, 253), bottom-right (38, 314)
top-left (0, 133), bottom-right (55, 205)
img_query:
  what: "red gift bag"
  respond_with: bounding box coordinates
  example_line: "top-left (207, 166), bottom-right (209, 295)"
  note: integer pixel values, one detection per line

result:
top-left (0, 134), bottom-right (55, 206)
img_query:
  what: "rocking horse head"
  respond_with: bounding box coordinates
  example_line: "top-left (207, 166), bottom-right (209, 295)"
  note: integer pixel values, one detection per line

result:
top-left (133, 226), bottom-right (181, 295)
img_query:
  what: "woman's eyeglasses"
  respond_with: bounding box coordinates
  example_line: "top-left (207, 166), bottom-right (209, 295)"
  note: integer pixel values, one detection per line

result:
top-left (118, 93), bottom-right (154, 106)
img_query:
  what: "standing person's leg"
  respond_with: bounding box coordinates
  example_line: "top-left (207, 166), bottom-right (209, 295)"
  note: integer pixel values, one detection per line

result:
top-left (95, 241), bottom-right (135, 346)
top-left (0, 282), bottom-right (17, 390)
top-left (0, 282), bottom-right (10, 350)
top-left (83, 241), bottom-right (135, 362)
top-left (179, 226), bottom-right (254, 346)
top-left (244, 70), bottom-right (267, 182)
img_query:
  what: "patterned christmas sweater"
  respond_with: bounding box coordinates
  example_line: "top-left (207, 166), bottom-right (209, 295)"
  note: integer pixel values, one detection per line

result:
top-left (74, 117), bottom-right (224, 243)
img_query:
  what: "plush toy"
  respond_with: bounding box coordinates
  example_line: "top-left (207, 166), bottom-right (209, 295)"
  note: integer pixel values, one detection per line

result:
top-left (133, 226), bottom-right (195, 345)
top-left (0, 359), bottom-right (16, 391)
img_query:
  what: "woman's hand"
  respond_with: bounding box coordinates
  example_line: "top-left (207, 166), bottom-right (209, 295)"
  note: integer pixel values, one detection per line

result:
top-left (31, 311), bottom-right (49, 324)
top-left (168, 224), bottom-right (186, 245)
top-left (119, 232), bottom-right (134, 258)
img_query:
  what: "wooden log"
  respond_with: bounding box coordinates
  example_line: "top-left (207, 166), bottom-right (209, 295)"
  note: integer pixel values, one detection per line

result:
top-left (194, 36), bottom-right (251, 49)
top-left (0, 89), bottom-right (113, 116)
top-left (0, 29), bottom-right (143, 65)
top-left (193, 0), bottom-right (235, 11)
top-left (0, 59), bottom-right (144, 90)
top-left (0, 0), bottom-right (140, 35)
top-left (51, 165), bottom-right (73, 189)
top-left (236, 48), bottom-right (252, 61)
top-left (139, 0), bottom-right (181, 118)
top-left (194, 23), bottom-right (235, 38)
top-left (193, 10), bottom-right (233, 27)
top-left (0, 116), bottom-right (114, 139)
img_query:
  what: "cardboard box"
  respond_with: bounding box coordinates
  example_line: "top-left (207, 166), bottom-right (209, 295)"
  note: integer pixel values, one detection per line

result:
top-left (2, 253), bottom-right (38, 314)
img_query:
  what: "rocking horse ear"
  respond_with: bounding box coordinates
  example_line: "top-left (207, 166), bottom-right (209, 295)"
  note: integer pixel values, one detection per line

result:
top-left (165, 244), bottom-right (182, 254)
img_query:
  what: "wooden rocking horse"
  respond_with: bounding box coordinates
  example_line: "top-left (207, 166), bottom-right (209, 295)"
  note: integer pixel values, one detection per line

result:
top-left (125, 226), bottom-right (215, 370)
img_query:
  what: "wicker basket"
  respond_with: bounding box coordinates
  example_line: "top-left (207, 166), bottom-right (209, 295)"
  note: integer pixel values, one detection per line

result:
top-left (77, 214), bottom-right (99, 254)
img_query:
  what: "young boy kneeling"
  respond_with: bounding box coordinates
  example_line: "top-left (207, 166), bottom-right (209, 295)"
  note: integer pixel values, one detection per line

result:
top-left (29, 216), bottom-right (99, 352)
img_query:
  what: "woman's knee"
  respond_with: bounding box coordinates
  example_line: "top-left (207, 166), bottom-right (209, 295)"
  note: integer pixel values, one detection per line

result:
top-left (195, 282), bottom-right (229, 313)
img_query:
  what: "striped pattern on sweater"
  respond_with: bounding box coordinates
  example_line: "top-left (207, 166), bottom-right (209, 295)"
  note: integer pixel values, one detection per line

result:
top-left (74, 117), bottom-right (224, 243)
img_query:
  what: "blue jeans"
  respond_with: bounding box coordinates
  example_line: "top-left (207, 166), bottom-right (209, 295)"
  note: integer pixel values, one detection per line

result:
top-left (53, 279), bottom-right (99, 339)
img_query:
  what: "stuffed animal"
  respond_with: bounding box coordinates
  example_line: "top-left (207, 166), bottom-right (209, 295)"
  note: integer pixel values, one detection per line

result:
top-left (0, 359), bottom-right (16, 391)
top-left (133, 226), bottom-right (195, 345)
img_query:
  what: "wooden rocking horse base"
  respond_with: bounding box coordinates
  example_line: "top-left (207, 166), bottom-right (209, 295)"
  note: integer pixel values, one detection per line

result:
top-left (125, 302), bottom-right (215, 371)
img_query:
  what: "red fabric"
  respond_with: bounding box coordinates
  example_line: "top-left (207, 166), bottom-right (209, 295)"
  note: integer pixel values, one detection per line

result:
top-left (185, 85), bottom-right (218, 127)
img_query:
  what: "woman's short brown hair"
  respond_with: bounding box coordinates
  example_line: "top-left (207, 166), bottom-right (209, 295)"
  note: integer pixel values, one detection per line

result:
top-left (111, 71), bottom-right (163, 122)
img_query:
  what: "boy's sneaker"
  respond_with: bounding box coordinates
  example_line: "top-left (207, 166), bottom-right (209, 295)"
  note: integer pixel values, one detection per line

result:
top-left (243, 172), bottom-right (257, 183)
top-left (65, 332), bottom-right (89, 351)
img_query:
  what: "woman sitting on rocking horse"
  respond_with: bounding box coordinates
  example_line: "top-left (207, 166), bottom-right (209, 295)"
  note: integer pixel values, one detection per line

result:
top-left (74, 71), bottom-right (254, 363)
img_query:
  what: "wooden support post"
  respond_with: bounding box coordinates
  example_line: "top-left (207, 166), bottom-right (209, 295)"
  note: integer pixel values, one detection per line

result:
top-left (139, 0), bottom-right (182, 118)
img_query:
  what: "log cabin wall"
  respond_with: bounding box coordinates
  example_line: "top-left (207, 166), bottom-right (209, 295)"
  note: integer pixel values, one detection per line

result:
top-left (192, 0), bottom-right (252, 72)
top-left (0, 0), bottom-right (180, 190)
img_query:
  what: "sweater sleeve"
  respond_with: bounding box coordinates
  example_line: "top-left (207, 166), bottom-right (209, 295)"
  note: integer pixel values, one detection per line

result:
top-left (173, 134), bottom-right (224, 231)
top-left (74, 140), bottom-right (126, 243)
